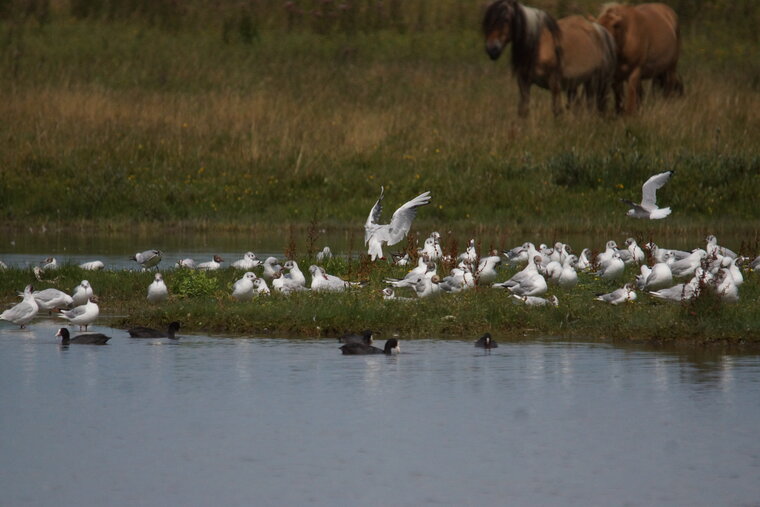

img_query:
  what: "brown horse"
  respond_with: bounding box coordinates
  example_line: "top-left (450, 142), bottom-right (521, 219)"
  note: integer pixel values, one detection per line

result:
top-left (483, 0), bottom-right (617, 117)
top-left (597, 2), bottom-right (683, 114)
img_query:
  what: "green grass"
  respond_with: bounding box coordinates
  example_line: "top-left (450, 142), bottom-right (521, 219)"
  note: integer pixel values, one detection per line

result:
top-left (1, 3), bottom-right (759, 232)
top-left (2, 260), bottom-right (759, 345)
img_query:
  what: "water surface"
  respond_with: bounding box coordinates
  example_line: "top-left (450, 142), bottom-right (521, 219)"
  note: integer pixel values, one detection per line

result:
top-left (1, 321), bottom-right (759, 506)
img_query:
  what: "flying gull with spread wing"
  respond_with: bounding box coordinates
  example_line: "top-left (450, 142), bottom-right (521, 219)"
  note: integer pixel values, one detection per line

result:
top-left (621, 170), bottom-right (674, 219)
top-left (365, 186), bottom-right (431, 261)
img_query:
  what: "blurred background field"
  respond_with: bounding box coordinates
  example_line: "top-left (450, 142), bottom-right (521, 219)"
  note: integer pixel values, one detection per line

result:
top-left (1, 0), bottom-right (758, 234)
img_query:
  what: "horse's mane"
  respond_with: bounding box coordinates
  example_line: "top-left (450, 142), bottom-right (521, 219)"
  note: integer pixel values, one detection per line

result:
top-left (511, 3), bottom-right (562, 79)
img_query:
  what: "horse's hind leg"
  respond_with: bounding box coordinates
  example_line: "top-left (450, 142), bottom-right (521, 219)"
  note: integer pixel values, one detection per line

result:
top-left (658, 70), bottom-right (684, 97)
top-left (584, 80), bottom-right (607, 113)
top-left (624, 68), bottom-right (642, 113)
top-left (612, 79), bottom-right (624, 114)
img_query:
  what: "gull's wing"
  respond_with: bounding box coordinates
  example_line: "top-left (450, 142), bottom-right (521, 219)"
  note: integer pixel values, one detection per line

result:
top-left (384, 191), bottom-right (432, 246)
top-left (62, 305), bottom-right (88, 319)
top-left (640, 171), bottom-right (673, 210)
top-left (364, 186), bottom-right (385, 244)
top-left (598, 287), bottom-right (624, 303)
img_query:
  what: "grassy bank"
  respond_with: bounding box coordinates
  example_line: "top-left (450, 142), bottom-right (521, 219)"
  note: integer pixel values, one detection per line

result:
top-left (1, 2), bottom-right (759, 229)
top-left (1, 259), bottom-right (759, 345)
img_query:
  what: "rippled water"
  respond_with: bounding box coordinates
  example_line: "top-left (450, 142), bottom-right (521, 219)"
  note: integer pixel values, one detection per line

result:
top-left (1, 320), bottom-right (759, 506)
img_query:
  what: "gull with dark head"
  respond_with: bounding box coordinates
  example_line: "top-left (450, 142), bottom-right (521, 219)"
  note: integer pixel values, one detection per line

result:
top-left (198, 255), bottom-right (224, 271)
top-left (621, 170), bottom-right (673, 219)
top-left (40, 257), bottom-right (58, 271)
top-left (365, 186), bottom-right (431, 261)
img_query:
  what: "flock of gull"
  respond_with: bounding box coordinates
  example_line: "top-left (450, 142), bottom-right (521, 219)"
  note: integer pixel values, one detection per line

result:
top-left (1, 173), bottom-right (758, 350)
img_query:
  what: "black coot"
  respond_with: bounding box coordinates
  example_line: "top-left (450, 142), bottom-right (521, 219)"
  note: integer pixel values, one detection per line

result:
top-left (128, 321), bottom-right (181, 339)
top-left (57, 327), bottom-right (110, 345)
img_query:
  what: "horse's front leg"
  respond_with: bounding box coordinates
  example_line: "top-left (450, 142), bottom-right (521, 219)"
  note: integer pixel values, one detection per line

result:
top-left (517, 77), bottom-right (531, 118)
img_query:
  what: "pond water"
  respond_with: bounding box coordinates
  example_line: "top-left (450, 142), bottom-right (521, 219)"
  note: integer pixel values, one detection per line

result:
top-left (1, 320), bottom-right (759, 506)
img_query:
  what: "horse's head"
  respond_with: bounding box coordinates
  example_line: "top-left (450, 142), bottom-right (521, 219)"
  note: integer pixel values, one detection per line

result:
top-left (483, 0), bottom-right (518, 60)
top-left (597, 3), bottom-right (626, 45)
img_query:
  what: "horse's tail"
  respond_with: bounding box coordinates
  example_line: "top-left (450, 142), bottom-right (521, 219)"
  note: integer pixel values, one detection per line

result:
top-left (672, 15), bottom-right (684, 96)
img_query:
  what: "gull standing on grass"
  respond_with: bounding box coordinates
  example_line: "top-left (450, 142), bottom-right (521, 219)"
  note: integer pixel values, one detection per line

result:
top-left (392, 253), bottom-right (411, 266)
top-left (309, 265), bottom-right (359, 292)
top-left (147, 273), bottom-right (169, 303)
top-left (636, 253), bottom-right (673, 291)
top-left (79, 260), bottom-right (105, 270)
top-left (594, 252), bottom-right (625, 280)
top-left (646, 242), bottom-right (690, 263)
top-left (621, 170), bottom-right (674, 219)
top-left (273, 261), bottom-right (307, 293)
top-left (669, 249), bottom-right (707, 278)
top-left (131, 249), bottom-right (162, 270)
top-left (705, 234), bottom-right (737, 259)
top-left (385, 256), bottom-right (430, 286)
top-left (262, 257), bottom-right (282, 281)
top-left (316, 247), bottom-right (333, 263)
top-left (475, 255), bottom-right (502, 285)
top-left (40, 257), bottom-right (58, 271)
top-left (1, 285), bottom-right (39, 328)
top-left (231, 252), bottom-right (261, 270)
top-left (623, 238), bottom-right (646, 265)
top-left (232, 272), bottom-right (257, 301)
top-left (177, 258), bottom-right (196, 269)
top-left (596, 240), bottom-right (619, 265)
top-left (576, 248), bottom-right (592, 271)
top-left (595, 283), bottom-right (637, 305)
top-left (381, 288), bottom-right (415, 301)
top-left (649, 275), bottom-right (702, 303)
top-left (198, 255), bottom-right (224, 270)
top-left (253, 278), bottom-right (271, 295)
top-left (364, 186), bottom-right (432, 261)
top-left (557, 255), bottom-right (579, 288)
top-left (513, 294), bottom-right (559, 307)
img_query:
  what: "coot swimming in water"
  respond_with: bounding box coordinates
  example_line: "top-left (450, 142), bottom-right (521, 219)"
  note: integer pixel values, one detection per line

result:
top-left (340, 338), bottom-right (399, 355)
top-left (57, 327), bottom-right (110, 345)
top-left (474, 333), bottom-right (498, 349)
top-left (127, 321), bottom-right (181, 339)
top-left (337, 329), bottom-right (374, 345)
